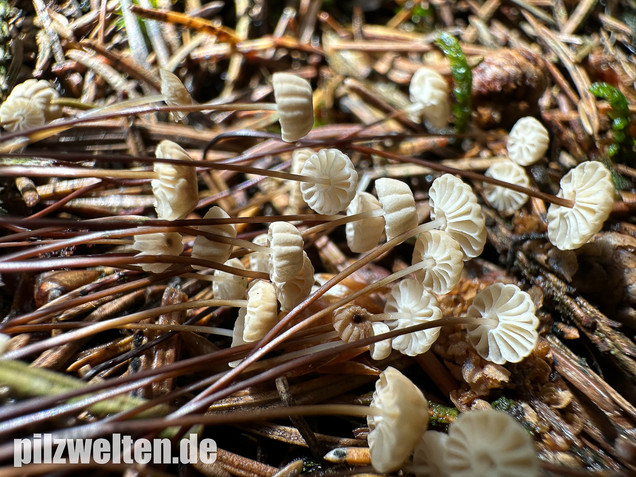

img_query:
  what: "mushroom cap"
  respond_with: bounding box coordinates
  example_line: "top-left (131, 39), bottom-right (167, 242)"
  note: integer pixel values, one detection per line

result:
top-left (300, 148), bottom-right (358, 215)
top-left (507, 116), bottom-right (549, 166)
top-left (191, 206), bottom-right (237, 270)
top-left (370, 322), bottom-right (392, 361)
top-left (333, 305), bottom-right (374, 343)
top-left (466, 283), bottom-right (539, 364)
top-left (384, 278), bottom-right (442, 356)
top-left (375, 178), bottom-right (418, 241)
top-left (248, 233), bottom-right (270, 273)
top-left (0, 97), bottom-right (46, 131)
top-left (429, 174), bottom-right (486, 259)
top-left (412, 230), bottom-right (464, 294)
top-left (268, 221), bottom-right (305, 283)
top-left (413, 431), bottom-right (450, 477)
top-left (484, 161), bottom-right (530, 214)
top-left (272, 72), bottom-right (314, 142)
top-left (289, 148), bottom-right (314, 211)
top-left (152, 140), bottom-right (199, 220)
top-left (244, 280), bottom-right (279, 342)
top-left (446, 409), bottom-right (539, 477)
top-left (213, 258), bottom-right (248, 301)
top-left (368, 367), bottom-right (429, 473)
top-left (8, 79), bottom-right (62, 121)
top-left (346, 192), bottom-right (385, 253)
top-left (160, 69), bottom-right (193, 122)
top-left (409, 67), bottom-right (451, 130)
top-left (273, 251), bottom-right (314, 311)
top-left (546, 161), bottom-right (614, 250)
top-left (132, 232), bottom-right (184, 273)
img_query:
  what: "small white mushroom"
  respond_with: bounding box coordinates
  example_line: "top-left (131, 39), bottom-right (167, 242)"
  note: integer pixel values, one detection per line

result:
top-left (0, 97), bottom-right (45, 131)
top-left (132, 232), bottom-right (184, 273)
top-left (484, 161), bottom-right (530, 214)
top-left (243, 280), bottom-right (278, 342)
top-left (272, 72), bottom-right (314, 142)
top-left (267, 221), bottom-right (305, 283)
top-left (333, 305), bottom-right (374, 343)
top-left (346, 192), bottom-right (386, 253)
top-left (507, 116), bottom-right (549, 166)
top-left (409, 67), bottom-right (451, 130)
top-left (248, 233), bottom-right (270, 273)
top-left (384, 278), bottom-right (442, 356)
top-left (160, 69), bottom-right (193, 122)
top-left (412, 230), bottom-right (464, 294)
top-left (288, 148), bottom-right (314, 211)
top-left (191, 206), bottom-right (237, 270)
top-left (6, 79), bottom-right (62, 121)
top-left (152, 140), bottom-right (199, 220)
top-left (300, 148), bottom-right (358, 215)
top-left (546, 161), bottom-right (614, 250)
top-left (466, 283), bottom-right (539, 365)
top-left (370, 322), bottom-right (392, 361)
top-left (368, 367), bottom-right (429, 473)
top-left (428, 174), bottom-right (486, 260)
top-left (413, 431), bottom-right (449, 477)
top-left (273, 250), bottom-right (314, 311)
top-left (213, 258), bottom-right (248, 300)
top-left (375, 178), bottom-right (418, 241)
top-left (445, 409), bottom-right (539, 477)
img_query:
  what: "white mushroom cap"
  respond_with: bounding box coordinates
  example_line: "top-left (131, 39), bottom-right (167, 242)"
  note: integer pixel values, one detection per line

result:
top-left (466, 283), bottom-right (539, 365)
top-left (243, 280), bottom-right (278, 342)
top-left (268, 221), bottom-right (305, 283)
top-left (160, 69), bottom-right (193, 122)
top-left (412, 230), bottom-right (464, 294)
top-left (507, 116), bottom-right (549, 166)
top-left (248, 233), bottom-right (270, 273)
top-left (429, 174), bottom-right (486, 260)
top-left (409, 67), bottom-right (451, 130)
top-left (370, 322), bottom-right (392, 361)
top-left (231, 308), bottom-right (247, 348)
top-left (273, 251), bottom-right (314, 311)
top-left (152, 140), bottom-right (199, 220)
top-left (191, 206), bottom-right (237, 270)
top-left (213, 258), bottom-right (248, 301)
top-left (413, 431), bottom-right (450, 477)
top-left (547, 161), bottom-right (614, 250)
top-left (7, 79), bottom-right (62, 121)
top-left (368, 367), bottom-right (429, 473)
top-left (333, 305), bottom-right (373, 343)
top-left (0, 97), bottom-right (45, 131)
top-left (300, 148), bottom-right (358, 215)
top-left (289, 148), bottom-right (314, 211)
top-left (446, 409), bottom-right (539, 477)
top-left (384, 278), bottom-right (442, 356)
top-left (375, 178), bottom-right (418, 241)
top-left (272, 72), bottom-right (314, 142)
top-left (484, 161), bottom-right (530, 214)
top-left (346, 192), bottom-right (385, 253)
top-left (132, 232), bottom-right (184, 273)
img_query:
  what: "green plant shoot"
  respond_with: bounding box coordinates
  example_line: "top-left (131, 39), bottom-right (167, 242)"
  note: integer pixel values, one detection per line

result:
top-left (435, 33), bottom-right (472, 133)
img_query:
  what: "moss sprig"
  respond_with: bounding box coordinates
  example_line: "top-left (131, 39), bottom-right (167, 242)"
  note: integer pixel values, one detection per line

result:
top-left (435, 33), bottom-right (472, 133)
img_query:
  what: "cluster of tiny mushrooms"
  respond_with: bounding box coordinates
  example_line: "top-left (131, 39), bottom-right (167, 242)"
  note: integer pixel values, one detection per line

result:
top-left (0, 63), bottom-right (617, 475)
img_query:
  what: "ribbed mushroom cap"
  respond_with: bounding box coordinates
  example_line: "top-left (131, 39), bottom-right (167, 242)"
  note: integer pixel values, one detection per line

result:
top-left (160, 69), bottom-right (193, 122)
top-left (248, 233), bottom-right (270, 273)
top-left (0, 97), bottom-right (45, 131)
top-left (429, 174), bottom-right (486, 260)
top-left (213, 258), bottom-right (248, 301)
top-left (333, 305), bottom-right (374, 343)
top-left (412, 230), bottom-right (464, 294)
top-left (272, 72), bottom-right (314, 142)
top-left (132, 232), bottom-right (184, 273)
top-left (273, 250), bottom-right (314, 311)
top-left (409, 67), bottom-right (451, 130)
top-left (375, 178), bottom-right (418, 241)
top-left (191, 206), bottom-right (237, 270)
top-left (7, 79), bottom-right (62, 121)
top-left (466, 283), bottom-right (539, 365)
top-left (484, 161), bottom-right (530, 214)
top-left (507, 116), bottom-right (549, 166)
top-left (243, 280), bottom-right (278, 342)
top-left (446, 409), bottom-right (539, 477)
top-left (413, 431), bottom-right (449, 477)
top-left (370, 322), bottom-right (392, 361)
top-left (547, 161), bottom-right (614, 250)
top-left (346, 192), bottom-right (385, 253)
top-left (384, 278), bottom-right (442, 356)
top-left (300, 148), bottom-right (358, 215)
top-left (267, 221), bottom-right (305, 283)
top-left (289, 148), bottom-right (314, 211)
top-left (152, 140), bottom-right (199, 220)
top-left (368, 367), bottom-right (429, 473)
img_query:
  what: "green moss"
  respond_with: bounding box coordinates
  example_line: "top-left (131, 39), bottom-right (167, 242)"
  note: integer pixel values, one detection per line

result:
top-left (435, 33), bottom-right (472, 133)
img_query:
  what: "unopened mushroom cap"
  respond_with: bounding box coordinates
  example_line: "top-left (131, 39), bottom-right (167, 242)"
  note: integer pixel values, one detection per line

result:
top-left (429, 174), bottom-right (486, 259)
top-left (412, 230), bottom-right (464, 294)
top-left (484, 161), bottom-right (530, 214)
top-left (213, 258), bottom-right (248, 301)
top-left (375, 178), bottom-right (418, 241)
top-left (370, 322), bottom-right (392, 361)
top-left (409, 67), bottom-right (451, 130)
top-left (289, 148), bottom-right (314, 211)
top-left (0, 97), bottom-right (45, 131)
top-left (160, 69), bottom-right (193, 122)
top-left (466, 283), bottom-right (539, 364)
top-left (368, 367), bottom-right (429, 473)
top-left (547, 161), bottom-right (614, 250)
top-left (507, 116), bottom-right (549, 166)
top-left (268, 221), bottom-right (305, 283)
top-left (300, 148), bottom-right (358, 215)
top-left (191, 206), bottom-right (237, 270)
top-left (413, 431), bottom-right (449, 477)
top-left (244, 280), bottom-right (278, 342)
top-left (346, 192), bottom-right (385, 253)
top-left (8, 79), bottom-right (62, 121)
top-left (384, 278), bottom-right (442, 356)
top-left (248, 233), bottom-right (270, 273)
top-left (273, 251), bottom-right (314, 311)
top-left (333, 305), bottom-right (373, 343)
top-left (132, 232), bottom-right (184, 273)
top-left (152, 140), bottom-right (199, 220)
top-left (446, 409), bottom-right (539, 477)
top-left (272, 72), bottom-right (314, 142)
